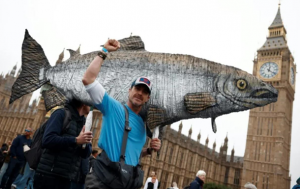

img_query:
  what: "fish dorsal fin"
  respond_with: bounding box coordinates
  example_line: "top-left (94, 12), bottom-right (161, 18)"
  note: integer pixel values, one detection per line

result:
top-left (67, 49), bottom-right (80, 57)
top-left (118, 36), bottom-right (145, 51)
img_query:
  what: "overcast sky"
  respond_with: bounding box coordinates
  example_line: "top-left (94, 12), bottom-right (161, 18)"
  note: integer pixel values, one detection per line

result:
top-left (0, 0), bottom-right (299, 186)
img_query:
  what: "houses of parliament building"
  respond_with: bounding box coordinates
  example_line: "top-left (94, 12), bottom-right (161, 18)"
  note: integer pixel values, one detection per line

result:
top-left (0, 5), bottom-right (295, 189)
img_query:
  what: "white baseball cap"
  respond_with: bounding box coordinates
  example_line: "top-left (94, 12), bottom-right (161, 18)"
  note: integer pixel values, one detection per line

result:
top-left (131, 77), bottom-right (152, 94)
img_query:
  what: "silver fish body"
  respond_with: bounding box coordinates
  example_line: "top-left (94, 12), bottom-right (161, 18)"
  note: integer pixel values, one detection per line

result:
top-left (10, 30), bottom-right (278, 132)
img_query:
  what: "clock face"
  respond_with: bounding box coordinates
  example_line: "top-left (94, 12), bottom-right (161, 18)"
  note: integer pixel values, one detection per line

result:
top-left (290, 67), bottom-right (295, 85)
top-left (259, 62), bottom-right (279, 79)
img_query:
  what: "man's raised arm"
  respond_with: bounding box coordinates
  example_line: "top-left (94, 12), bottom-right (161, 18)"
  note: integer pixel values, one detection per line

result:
top-left (82, 39), bottom-right (120, 86)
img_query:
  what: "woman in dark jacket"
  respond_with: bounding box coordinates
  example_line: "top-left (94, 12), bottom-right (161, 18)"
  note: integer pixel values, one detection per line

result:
top-left (190, 170), bottom-right (206, 189)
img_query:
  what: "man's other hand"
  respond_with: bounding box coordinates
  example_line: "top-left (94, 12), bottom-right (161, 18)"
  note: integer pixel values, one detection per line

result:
top-left (150, 138), bottom-right (161, 152)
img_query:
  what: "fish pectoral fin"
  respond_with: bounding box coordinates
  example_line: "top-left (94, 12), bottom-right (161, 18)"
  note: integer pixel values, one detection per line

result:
top-left (211, 117), bottom-right (217, 133)
top-left (146, 106), bottom-right (167, 129)
top-left (184, 92), bottom-right (216, 114)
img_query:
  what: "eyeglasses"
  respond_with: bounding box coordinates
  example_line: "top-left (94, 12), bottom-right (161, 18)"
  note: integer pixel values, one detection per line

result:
top-left (25, 129), bottom-right (32, 132)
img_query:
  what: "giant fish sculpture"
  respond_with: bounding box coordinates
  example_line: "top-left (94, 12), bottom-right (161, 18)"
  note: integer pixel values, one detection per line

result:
top-left (10, 30), bottom-right (278, 133)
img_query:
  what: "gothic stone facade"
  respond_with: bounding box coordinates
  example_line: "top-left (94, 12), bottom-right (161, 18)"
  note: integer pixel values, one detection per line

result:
top-left (241, 6), bottom-right (295, 189)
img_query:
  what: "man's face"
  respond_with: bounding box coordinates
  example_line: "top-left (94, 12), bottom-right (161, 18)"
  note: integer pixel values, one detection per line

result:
top-left (128, 85), bottom-right (150, 108)
top-left (8, 141), bottom-right (11, 145)
top-left (25, 128), bottom-right (32, 136)
top-left (199, 175), bottom-right (206, 182)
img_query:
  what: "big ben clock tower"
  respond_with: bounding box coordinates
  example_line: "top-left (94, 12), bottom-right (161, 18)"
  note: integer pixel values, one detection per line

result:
top-left (242, 4), bottom-right (296, 189)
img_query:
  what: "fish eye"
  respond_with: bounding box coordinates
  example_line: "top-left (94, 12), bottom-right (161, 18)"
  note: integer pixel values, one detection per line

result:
top-left (237, 79), bottom-right (247, 90)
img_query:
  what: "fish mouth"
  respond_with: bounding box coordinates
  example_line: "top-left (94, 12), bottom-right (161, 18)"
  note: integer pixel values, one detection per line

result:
top-left (250, 89), bottom-right (278, 101)
top-left (228, 88), bottom-right (278, 110)
top-left (223, 88), bottom-right (278, 109)
top-left (250, 89), bottom-right (278, 99)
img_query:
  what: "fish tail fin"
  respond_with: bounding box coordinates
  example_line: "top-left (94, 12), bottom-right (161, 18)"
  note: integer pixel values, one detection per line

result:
top-left (9, 29), bottom-right (51, 104)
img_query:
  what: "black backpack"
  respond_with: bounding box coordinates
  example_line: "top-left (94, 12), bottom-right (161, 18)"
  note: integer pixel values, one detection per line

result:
top-left (24, 108), bottom-right (72, 170)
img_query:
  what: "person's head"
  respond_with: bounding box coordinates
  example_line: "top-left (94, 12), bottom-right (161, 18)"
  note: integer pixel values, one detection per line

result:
top-left (24, 128), bottom-right (33, 137)
top-left (128, 77), bottom-right (152, 108)
top-left (7, 140), bottom-right (11, 145)
top-left (1, 143), bottom-right (8, 151)
top-left (196, 170), bottom-right (206, 182)
top-left (92, 150), bottom-right (98, 158)
top-left (244, 182), bottom-right (257, 189)
top-left (172, 182), bottom-right (177, 187)
top-left (68, 98), bottom-right (90, 116)
top-left (1, 143), bottom-right (7, 147)
top-left (150, 171), bottom-right (156, 177)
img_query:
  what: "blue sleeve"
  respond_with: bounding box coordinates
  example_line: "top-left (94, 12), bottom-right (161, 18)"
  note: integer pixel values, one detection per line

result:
top-left (42, 109), bottom-right (76, 150)
top-left (94, 92), bottom-right (118, 116)
top-left (10, 136), bottom-right (19, 157)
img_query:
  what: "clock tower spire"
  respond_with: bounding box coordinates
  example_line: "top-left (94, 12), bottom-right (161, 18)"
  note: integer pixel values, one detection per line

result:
top-left (242, 4), bottom-right (295, 189)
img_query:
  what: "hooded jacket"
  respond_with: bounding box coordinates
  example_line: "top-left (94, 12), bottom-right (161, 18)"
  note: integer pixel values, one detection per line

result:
top-left (190, 177), bottom-right (204, 189)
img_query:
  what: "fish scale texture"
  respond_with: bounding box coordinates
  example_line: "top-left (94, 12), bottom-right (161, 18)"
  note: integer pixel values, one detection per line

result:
top-left (10, 30), bottom-right (278, 130)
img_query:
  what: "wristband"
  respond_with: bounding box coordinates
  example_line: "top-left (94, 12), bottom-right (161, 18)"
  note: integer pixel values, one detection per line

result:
top-left (102, 47), bottom-right (108, 53)
top-left (98, 51), bottom-right (107, 60)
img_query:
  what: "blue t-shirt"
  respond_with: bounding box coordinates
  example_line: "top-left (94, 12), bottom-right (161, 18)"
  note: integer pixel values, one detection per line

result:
top-left (95, 92), bottom-right (146, 166)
